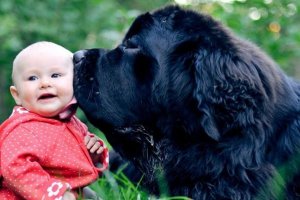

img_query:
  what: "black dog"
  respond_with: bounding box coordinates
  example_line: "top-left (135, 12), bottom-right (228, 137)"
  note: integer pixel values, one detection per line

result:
top-left (73, 5), bottom-right (300, 199)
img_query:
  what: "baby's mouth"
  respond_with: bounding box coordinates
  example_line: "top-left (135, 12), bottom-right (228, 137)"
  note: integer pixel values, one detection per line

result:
top-left (38, 93), bottom-right (57, 100)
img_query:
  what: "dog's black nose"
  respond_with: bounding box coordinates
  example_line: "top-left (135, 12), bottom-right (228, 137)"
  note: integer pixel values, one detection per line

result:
top-left (73, 50), bottom-right (87, 64)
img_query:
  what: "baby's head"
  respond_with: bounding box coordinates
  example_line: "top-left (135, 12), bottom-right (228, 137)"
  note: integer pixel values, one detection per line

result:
top-left (10, 41), bottom-right (74, 117)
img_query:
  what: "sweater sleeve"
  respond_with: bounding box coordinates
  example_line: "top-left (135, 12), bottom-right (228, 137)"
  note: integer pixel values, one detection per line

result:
top-left (0, 126), bottom-right (71, 200)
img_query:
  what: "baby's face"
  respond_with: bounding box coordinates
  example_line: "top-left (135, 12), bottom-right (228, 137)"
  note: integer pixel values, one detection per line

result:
top-left (10, 45), bottom-right (74, 117)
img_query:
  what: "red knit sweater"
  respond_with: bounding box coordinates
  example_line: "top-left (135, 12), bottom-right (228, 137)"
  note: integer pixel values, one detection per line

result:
top-left (0, 106), bottom-right (109, 200)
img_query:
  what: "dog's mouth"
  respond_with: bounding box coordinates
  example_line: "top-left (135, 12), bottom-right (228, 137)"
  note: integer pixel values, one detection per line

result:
top-left (113, 125), bottom-right (155, 146)
top-left (112, 124), bottom-right (161, 169)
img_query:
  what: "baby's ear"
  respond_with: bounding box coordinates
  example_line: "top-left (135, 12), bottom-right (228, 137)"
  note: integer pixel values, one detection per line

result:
top-left (10, 86), bottom-right (22, 105)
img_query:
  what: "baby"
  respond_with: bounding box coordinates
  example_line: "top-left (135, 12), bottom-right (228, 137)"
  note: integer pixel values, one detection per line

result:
top-left (0, 41), bottom-right (109, 200)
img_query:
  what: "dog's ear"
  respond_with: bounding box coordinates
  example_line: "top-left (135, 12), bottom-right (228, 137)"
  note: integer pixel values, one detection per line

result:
top-left (193, 49), bottom-right (221, 141)
top-left (194, 46), bottom-right (278, 139)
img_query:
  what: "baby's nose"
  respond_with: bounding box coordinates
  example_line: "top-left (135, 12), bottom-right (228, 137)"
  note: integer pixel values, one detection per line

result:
top-left (40, 78), bottom-right (51, 88)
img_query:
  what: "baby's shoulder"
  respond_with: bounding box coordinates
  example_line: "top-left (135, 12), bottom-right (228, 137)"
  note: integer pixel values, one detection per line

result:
top-left (7, 114), bottom-right (64, 138)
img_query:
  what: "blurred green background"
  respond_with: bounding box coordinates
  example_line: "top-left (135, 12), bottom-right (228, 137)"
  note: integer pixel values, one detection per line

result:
top-left (1, 0), bottom-right (299, 124)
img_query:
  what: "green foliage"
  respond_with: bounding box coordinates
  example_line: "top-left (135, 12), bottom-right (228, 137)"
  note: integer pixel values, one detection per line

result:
top-left (89, 170), bottom-right (191, 200)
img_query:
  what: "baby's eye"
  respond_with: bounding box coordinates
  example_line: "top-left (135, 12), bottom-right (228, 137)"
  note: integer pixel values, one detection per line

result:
top-left (52, 73), bottom-right (61, 78)
top-left (28, 76), bottom-right (38, 81)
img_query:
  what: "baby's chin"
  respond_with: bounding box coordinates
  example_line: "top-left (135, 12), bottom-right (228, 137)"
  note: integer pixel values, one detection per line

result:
top-left (33, 107), bottom-right (63, 118)
top-left (36, 111), bottom-right (60, 118)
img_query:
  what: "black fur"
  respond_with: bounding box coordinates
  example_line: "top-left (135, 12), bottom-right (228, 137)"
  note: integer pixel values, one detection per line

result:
top-left (73, 5), bottom-right (300, 199)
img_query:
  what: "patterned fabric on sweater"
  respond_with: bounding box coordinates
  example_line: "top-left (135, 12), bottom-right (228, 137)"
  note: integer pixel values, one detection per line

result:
top-left (0, 106), bottom-right (109, 200)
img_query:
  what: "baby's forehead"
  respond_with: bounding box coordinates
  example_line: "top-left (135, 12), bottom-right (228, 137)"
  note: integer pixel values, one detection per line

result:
top-left (13, 43), bottom-right (73, 77)
top-left (15, 43), bottom-right (71, 65)
top-left (16, 43), bottom-right (72, 61)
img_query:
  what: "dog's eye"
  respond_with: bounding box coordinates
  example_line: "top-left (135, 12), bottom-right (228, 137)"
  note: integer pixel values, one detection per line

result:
top-left (121, 38), bottom-right (139, 52)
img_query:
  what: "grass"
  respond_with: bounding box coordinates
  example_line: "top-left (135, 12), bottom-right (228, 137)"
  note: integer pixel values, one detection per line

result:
top-left (88, 169), bottom-right (191, 200)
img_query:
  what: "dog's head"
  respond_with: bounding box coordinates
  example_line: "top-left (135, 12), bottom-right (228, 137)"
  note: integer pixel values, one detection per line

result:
top-left (73, 5), bottom-right (280, 141)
